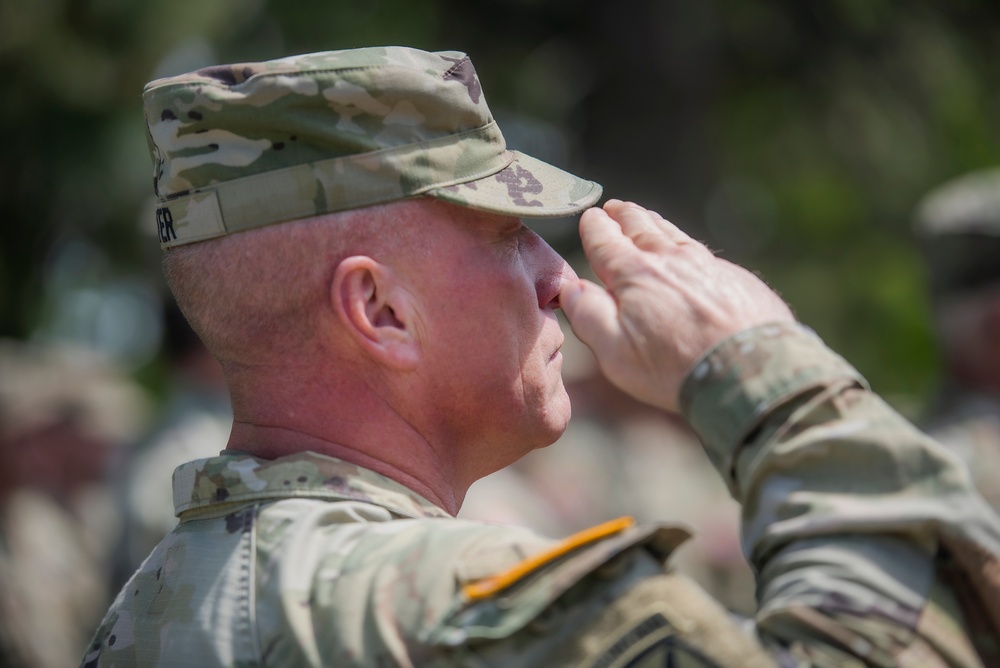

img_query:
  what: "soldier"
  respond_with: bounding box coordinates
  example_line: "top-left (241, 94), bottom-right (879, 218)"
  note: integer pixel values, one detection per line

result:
top-left (83, 47), bottom-right (1000, 666)
top-left (0, 339), bottom-right (147, 668)
top-left (914, 168), bottom-right (1000, 512)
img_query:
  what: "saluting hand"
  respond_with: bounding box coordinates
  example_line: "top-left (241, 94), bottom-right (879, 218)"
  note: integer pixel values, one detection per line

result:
top-left (559, 199), bottom-right (794, 412)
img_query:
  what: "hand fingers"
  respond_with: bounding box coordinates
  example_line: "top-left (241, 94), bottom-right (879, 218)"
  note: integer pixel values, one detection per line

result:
top-left (603, 199), bottom-right (700, 249)
top-left (578, 206), bottom-right (634, 287)
top-left (580, 202), bottom-right (706, 289)
top-left (559, 278), bottom-right (621, 358)
top-left (602, 200), bottom-right (671, 251)
top-left (645, 207), bottom-right (697, 245)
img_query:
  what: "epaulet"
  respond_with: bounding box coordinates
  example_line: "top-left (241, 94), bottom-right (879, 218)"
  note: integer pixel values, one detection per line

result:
top-left (462, 516), bottom-right (638, 601)
top-left (426, 517), bottom-right (690, 648)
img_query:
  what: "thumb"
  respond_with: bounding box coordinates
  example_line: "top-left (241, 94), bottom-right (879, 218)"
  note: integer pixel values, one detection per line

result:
top-left (560, 279), bottom-right (622, 355)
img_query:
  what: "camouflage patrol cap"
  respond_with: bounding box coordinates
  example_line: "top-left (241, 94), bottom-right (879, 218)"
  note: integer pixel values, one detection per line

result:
top-left (913, 168), bottom-right (1000, 298)
top-left (143, 46), bottom-right (603, 248)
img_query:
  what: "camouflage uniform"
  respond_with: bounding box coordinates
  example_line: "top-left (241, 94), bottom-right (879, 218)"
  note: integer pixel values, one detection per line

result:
top-left (82, 323), bottom-right (1000, 666)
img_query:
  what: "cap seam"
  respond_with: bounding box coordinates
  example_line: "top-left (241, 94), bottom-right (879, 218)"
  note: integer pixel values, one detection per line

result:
top-left (441, 57), bottom-right (471, 80)
top-left (144, 62), bottom-right (454, 94)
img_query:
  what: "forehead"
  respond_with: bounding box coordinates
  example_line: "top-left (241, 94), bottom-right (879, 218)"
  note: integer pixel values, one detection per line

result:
top-left (374, 200), bottom-right (521, 279)
top-left (428, 198), bottom-right (519, 228)
top-left (393, 199), bottom-right (521, 242)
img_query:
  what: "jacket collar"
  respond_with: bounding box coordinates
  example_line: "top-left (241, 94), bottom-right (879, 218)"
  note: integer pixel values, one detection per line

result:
top-left (172, 450), bottom-right (452, 520)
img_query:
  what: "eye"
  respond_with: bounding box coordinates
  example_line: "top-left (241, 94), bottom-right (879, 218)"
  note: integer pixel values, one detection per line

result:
top-left (497, 223), bottom-right (523, 254)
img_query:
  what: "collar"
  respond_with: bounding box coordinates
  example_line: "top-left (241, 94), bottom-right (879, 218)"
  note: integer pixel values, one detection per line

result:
top-left (172, 450), bottom-right (452, 520)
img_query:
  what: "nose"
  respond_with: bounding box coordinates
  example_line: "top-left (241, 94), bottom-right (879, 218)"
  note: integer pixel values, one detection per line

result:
top-left (523, 229), bottom-right (577, 310)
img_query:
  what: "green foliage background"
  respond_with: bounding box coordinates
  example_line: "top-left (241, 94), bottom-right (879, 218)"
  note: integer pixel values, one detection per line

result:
top-left (2, 0), bottom-right (999, 411)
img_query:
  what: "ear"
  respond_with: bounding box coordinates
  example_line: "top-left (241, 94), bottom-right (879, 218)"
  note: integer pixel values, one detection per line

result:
top-left (331, 256), bottom-right (420, 369)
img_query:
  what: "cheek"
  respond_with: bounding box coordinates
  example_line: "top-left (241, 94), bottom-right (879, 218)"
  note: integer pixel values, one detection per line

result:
top-left (424, 267), bottom-right (540, 377)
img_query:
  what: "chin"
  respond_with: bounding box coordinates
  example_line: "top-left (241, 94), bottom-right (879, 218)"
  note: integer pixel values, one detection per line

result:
top-left (535, 395), bottom-right (572, 448)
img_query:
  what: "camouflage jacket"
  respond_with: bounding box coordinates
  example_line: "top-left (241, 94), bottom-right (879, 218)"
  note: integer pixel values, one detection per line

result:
top-left (81, 324), bottom-right (1000, 667)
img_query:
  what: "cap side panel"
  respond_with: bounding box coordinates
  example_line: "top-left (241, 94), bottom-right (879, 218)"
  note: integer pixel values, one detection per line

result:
top-left (157, 122), bottom-right (512, 247)
top-left (156, 192), bottom-right (227, 248)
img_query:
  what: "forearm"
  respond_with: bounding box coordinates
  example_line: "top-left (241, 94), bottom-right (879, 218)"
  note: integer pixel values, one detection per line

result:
top-left (681, 323), bottom-right (1000, 665)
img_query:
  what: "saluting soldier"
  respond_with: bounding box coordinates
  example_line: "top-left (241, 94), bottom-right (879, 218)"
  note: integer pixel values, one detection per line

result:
top-left (84, 47), bottom-right (1000, 667)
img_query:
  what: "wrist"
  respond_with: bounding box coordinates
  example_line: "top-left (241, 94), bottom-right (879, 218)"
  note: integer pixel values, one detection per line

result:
top-left (679, 322), bottom-right (866, 492)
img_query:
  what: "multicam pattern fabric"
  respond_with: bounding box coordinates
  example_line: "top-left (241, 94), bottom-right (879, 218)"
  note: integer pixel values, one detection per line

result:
top-left (81, 325), bottom-right (1000, 666)
top-left (143, 47), bottom-right (602, 248)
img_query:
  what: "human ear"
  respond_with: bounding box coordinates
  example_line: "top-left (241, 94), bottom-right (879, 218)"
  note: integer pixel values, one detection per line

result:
top-left (331, 256), bottom-right (419, 369)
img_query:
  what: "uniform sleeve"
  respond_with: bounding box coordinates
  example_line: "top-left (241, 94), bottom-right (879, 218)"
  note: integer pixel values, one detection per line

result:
top-left (680, 322), bottom-right (1000, 666)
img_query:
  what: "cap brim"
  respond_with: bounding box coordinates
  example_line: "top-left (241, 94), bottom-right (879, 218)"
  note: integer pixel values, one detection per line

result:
top-left (427, 151), bottom-right (602, 219)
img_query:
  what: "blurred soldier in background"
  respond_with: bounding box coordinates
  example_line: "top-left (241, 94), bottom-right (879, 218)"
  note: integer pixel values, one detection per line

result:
top-left (110, 300), bottom-right (231, 591)
top-left (914, 168), bottom-right (1000, 511)
top-left (0, 339), bottom-right (147, 668)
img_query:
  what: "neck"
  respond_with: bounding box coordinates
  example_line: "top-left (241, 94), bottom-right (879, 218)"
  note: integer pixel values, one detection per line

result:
top-left (224, 364), bottom-right (467, 515)
top-left (226, 422), bottom-right (463, 514)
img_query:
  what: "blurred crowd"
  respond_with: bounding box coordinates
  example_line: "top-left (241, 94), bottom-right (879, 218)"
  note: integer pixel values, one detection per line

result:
top-left (0, 303), bottom-right (230, 668)
top-left (1, 168), bottom-right (999, 666)
top-left (0, 339), bottom-right (147, 667)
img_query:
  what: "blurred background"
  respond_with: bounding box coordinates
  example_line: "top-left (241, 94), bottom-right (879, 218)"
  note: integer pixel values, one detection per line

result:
top-left (2, 0), bottom-right (1000, 664)
top-left (4, 0), bottom-right (1000, 398)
